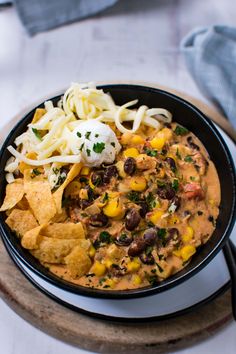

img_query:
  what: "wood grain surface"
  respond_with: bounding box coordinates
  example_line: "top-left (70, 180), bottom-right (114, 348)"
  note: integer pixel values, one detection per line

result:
top-left (0, 85), bottom-right (235, 354)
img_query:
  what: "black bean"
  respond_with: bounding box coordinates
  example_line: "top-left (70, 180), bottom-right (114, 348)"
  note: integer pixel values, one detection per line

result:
top-left (91, 171), bottom-right (104, 186)
top-left (103, 166), bottom-right (118, 184)
top-left (124, 157), bottom-right (136, 175)
top-left (187, 136), bottom-right (200, 151)
top-left (139, 253), bottom-right (155, 265)
top-left (157, 184), bottom-right (176, 200)
top-left (125, 209), bottom-right (141, 231)
top-left (84, 185), bottom-right (96, 201)
top-left (115, 233), bottom-right (133, 246)
top-left (79, 199), bottom-right (92, 210)
top-left (166, 228), bottom-right (180, 243)
top-left (143, 228), bottom-right (157, 246)
top-left (171, 196), bottom-right (181, 211)
top-left (165, 157), bottom-right (176, 171)
top-left (128, 238), bottom-right (146, 257)
top-left (184, 210), bottom-right (191, 217)
top-left (139, 201), bottom-right (149, 218)
top-left (89, 213), bottom-right (108, 227)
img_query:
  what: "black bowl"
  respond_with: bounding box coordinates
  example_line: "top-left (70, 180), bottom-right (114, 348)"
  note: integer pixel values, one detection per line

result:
top-left (0, 84), bottom-right (235, 299)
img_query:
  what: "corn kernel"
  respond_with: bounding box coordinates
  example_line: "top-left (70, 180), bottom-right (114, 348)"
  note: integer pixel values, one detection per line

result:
top-left (127, 261), bottom-right (141, 273)
top-left (105, 278), bottom-right (116, 289)
top-left (168, 215), bottom-right (180, 225)
top-left (81, 167), bottom-right (90, 175)
top-left (131, 135), bottom-right (145, 145)
top-left (79, 188), bottom-right (88, 200)
top-left (158, 128), bottom-right (173, 141)
top-left (116, 160), bottom-right (127, 178)
top-left (88, 245), bottom-right (96, 258)
top-left (104, 259), bottom-right (113, 269)
top-left (130, 176), bottom-right (147, 191)
top-left (156, 168), bottom-right (165, 178)
top-left (121, 132), bottom-right (133, 145)
top-left (132, 274), bottom-right (142, 285)
top-left (181, 245), bottom-right (196, 262)
top-left (173, 249), bottom-right (182, 257)
top-left (90, 261), bottom-right (106, 276)
top-left (182, 226), bottom-right (194, 243)
top-left (209, 199), bottom-right (215, 206)
top-left (103, 198), bottom-right (123, 218)
top-left (149, 210), bottom-right (164, 224)
top-left (150, 137), bottom-right (165, 150)
top-left (123, 148), bottom-right (139, 158)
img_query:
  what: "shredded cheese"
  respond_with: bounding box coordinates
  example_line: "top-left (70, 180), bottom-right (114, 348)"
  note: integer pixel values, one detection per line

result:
top-left (5, 82), bottom-right (172, 188)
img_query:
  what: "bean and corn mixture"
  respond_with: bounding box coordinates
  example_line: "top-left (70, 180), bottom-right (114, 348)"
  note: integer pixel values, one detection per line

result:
top-left (49, 122), bottom-right (220, 290)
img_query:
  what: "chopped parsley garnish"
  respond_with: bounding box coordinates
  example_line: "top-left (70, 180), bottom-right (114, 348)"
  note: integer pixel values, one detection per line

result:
top-left (95, 134), bottom-right (99, 138)
top-left (111, 142), bottom-right (116, 148)
top-left (86, 148), bottom-right (91, 156)
top-left (93, 142), bottom-right (105, 153)
top-left (99, 231), bottom-right (112, 244)
top-left (127, 191), bottom-right (141, 203)
top-left (146, 192), bottom-right (156, 210)
top-left (190, 176), bottom-right (196, 181)
top-left (102, 192), bottom-right (109, 203)
top-left (146, 246), bottom-right (153, 255)
top-left (99, 277), bottom-right (107, 285)
top-left (32, 128), bottom-right (42, 140)
top-left (156, 263), bottom-right (164, 273)
top-left (176, 148), bottom-right (182, 160)
top-left (52, 167), bottom-right (60, 175)
top-left (76, 131), bottom-right (82, 138)
top-left (172, 179), bottom-right (179, 191)
top-left (158, 228), bottom-right (167, 240)
top-left (157, 180), bottom-right (166, 187)
top-left (145, 148), bottom-right (158, 157)
top-left (79, 176), bottom-right (88, 183)
top-left (174, 125), bottom-right (189, 136)
top-left (184, 155), bottom-right (193, 163)
top-left (85, 131), bottom-right (91, 139)
top-left (31, 168), bottom-right (41, 176)
top-left (148, 275), bottom-right (158, 286)
top-left (79, 143), bottom-right (84, 151)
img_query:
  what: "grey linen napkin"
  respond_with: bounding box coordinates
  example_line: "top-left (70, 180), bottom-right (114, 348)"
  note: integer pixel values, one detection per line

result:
top-left (14, 0), bottom-right (118, 35)
top-left (181, 26), bottom-right (236, 130)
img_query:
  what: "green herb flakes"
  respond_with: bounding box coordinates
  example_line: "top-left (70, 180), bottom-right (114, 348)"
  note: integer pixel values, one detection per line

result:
top-left (32, 128), bottom-right (42, 141)
top-left (93, 142), bottom-right (105, 153)
top-left (174, 125), bottom-right (189, 136)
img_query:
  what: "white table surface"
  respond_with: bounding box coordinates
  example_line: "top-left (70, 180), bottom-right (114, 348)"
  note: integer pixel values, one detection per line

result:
top-left (0, 1), bottom-right (236, 353)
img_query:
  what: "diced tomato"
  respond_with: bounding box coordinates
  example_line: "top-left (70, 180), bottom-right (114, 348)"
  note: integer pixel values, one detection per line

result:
top-left (183, 183), bottom-right (204, 200)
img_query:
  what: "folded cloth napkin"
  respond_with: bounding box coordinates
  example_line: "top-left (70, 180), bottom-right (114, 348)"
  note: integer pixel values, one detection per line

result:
top-left (181, 26), bottom-right (236, 130)
top-left (14, 0), bottom-right (118, 35)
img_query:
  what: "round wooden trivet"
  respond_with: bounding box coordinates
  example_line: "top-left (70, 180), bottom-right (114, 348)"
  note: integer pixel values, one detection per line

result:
top-left (0, 84), bottom-right (235, 354)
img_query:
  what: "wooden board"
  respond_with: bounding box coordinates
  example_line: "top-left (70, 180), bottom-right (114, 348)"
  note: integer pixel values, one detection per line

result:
top-left (0, 84), bottom-right (235, 354)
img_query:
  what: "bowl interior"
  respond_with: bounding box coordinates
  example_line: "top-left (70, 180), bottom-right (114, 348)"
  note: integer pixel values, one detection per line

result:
top-left (0, 84), bottom-right (235, 299)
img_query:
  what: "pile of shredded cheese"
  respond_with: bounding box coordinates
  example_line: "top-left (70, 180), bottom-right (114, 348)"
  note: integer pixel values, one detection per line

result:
top-left (5, 82), bottom-right (172, 187)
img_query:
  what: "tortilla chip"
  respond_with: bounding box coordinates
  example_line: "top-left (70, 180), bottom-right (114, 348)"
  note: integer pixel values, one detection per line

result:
top-left (64, 181), bottom-right (81, 198)
top-left (16, 196), bottom-right (30, 210)
top-left (0, 179), bottom-right (24, 211)
top-left (31, 237), bottom-right (81, 263)
top-left (43, 222), bottom-right (85, 239)
top-left (32, 108), bottom-right (46, 124)
top-left (6, 209), bottom-right (38, 237)
top-left (65, 242), bottom-right (92, 278)
top-left (21, 225), bottom-right (45, 250)
top-left (19, 152), bottom-right (38, 174)
top-left (50, 208), bottom-right (68, 223)
top-left (24, 169), bottom-right (57, 224)
top-left (53, 163), bottom-right (83, 214)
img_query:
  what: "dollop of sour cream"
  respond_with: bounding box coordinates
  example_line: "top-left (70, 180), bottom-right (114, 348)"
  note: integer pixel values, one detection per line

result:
top-left (72, 120), bottom-right (121, 167)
